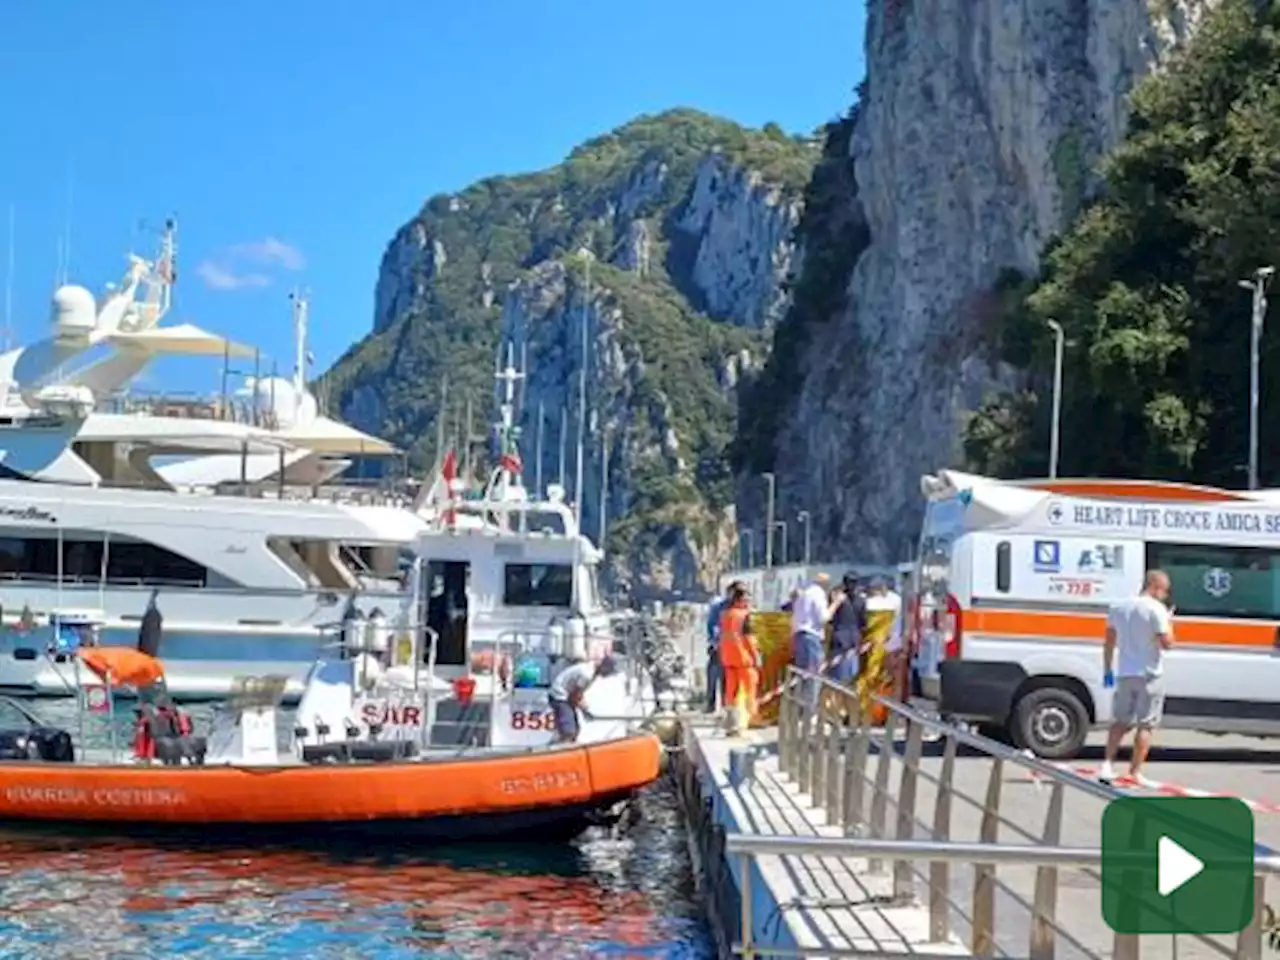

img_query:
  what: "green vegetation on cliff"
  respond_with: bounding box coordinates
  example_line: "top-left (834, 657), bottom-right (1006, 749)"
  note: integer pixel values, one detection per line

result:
top-left (732, 94), bottom-right (869, 474)
top-left (966, 0), bottom-right (1280, 485)
top-left (321, 109), bottom-right (818, 580)
top-left (323, 109), bottom-right (817, 472)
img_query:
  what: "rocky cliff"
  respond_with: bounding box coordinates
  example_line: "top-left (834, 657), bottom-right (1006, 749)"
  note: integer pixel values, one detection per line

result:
top-left (322, 110), bottom-right (818, 598)
top-left (739, 0), bottom-right (1217, 565)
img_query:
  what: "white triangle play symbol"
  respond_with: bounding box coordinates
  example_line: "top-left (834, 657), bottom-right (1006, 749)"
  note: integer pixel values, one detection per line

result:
top-left (1158, 835), bottom-right (1204, 896)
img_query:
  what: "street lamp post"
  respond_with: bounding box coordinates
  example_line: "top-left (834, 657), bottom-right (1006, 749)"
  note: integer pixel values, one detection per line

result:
top-left (762, 472), bottom-right (776, 568)
top-left (797, 510), bottom-right (812, 565)
top-left (1239, 267), bottom-right (1274, 490)
top-left (773, 521), bottom-right (788, 566)
top-left (1046, 319), bottom-right (1065, 479)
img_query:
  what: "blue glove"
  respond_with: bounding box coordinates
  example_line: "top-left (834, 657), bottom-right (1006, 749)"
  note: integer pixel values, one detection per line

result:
top-left (1103, 670), bottom-right (1115, 689)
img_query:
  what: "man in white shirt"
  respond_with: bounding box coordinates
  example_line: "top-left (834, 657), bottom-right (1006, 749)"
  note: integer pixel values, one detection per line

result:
top-left (548, 656), bottom-right (618, 743)
top-left (1100, 570), bottom-right (1176, 785)
top-left (791, 573), bottom-right (837, 709)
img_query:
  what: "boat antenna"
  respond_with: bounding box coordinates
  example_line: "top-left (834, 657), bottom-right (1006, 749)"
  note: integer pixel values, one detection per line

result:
top-left (289, 288), bottom-right (310, 393)
top-left (518, 340), bottom-right (528, 416)
top-left (490, 340), bottom-right (524, 508)
top-left (3, 203), bottom-right (13, 352)
top-left (435, 372), bottom-right (449, 461)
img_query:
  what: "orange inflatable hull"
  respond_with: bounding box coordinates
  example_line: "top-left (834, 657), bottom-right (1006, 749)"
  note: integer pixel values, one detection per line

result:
top-left (0, 734), bottom-right (663, 841)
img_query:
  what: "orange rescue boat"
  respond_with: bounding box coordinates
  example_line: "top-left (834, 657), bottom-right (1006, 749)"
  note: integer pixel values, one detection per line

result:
top-left (0, 646), bottom-right (664, 842)
top-left (0, 733), bottom-right (663, 841)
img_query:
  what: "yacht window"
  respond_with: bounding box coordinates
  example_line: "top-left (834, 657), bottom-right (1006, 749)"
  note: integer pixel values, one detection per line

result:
top-left (0, 534), bottom-right (206, 587)
top-left (503, 563), bottom-right (573, 607)
top-left (106, 540), bottom-right (207, 588)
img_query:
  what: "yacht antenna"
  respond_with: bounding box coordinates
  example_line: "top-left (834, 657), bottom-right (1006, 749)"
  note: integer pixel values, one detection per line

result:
top-left (3, 204), bottom-right (13, 352)
top-left (60, 159), bottom-right (75, 286)
top-left (139, 218), bottom-right (178, 329)
top-left (290, 289), bottom-right (310, 393)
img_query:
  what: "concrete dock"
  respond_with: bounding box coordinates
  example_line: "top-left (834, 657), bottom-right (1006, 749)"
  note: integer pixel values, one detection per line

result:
top-left (677, 717), bottom-right (968, 957)
top-left (673, 676), bottom-right (1278, 960)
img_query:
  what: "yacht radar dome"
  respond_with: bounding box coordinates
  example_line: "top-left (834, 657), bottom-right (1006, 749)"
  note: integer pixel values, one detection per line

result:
top-left (50, 284), bottom-right (97, 339)
top-left (237, 376), bottom-right (318, 429)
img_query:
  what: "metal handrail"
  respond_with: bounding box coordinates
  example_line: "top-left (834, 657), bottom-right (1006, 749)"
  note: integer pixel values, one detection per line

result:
top-left (726, 665), bottom-right (1275, 960)
top-left (726, 834), bottom-right (1280, 873)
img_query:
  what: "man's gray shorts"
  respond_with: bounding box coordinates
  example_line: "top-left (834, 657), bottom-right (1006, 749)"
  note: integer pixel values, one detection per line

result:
top-left (1112, 675), bottom-right (1165, 728)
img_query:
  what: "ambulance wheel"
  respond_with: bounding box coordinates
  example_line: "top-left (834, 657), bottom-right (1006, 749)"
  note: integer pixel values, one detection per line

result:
top-left (1011, 686), bottom-right (1089, 760)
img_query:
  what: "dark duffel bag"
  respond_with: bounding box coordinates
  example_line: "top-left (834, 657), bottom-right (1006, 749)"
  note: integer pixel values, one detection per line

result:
top-left (0, 727), bottom-right (74, 762)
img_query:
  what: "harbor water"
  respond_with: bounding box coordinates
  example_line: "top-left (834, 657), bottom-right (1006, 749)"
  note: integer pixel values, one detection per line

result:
top-left (0, 701), bottom-right (715, 959)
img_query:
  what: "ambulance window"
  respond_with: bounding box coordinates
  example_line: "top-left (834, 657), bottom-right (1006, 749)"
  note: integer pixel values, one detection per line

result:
top-left (1145, 542), bottom-right (1280, 619)
top-left (995, 541), bottom-right (1012, 592)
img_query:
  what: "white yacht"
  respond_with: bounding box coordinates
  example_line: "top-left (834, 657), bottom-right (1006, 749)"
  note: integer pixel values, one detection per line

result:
top-left (0, 222), bottom-right (639, 714)
top-left (0, 222), bottom-right (426, 701)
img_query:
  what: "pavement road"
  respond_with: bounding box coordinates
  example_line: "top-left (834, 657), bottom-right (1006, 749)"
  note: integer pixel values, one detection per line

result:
top-left (883, 725), bottom-right (1280, 960)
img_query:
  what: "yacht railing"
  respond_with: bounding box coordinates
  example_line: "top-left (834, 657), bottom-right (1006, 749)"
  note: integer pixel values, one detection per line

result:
top-left (103, 391), bottom-right (283, 429)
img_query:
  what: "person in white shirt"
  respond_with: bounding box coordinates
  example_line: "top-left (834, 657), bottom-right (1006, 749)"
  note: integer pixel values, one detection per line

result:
top-left (790, 573), bottom-right (842, 708)
top-left (548, 656), bottom-right (618, 743)
top-left (1100, 570), bottom-right (1176, 785)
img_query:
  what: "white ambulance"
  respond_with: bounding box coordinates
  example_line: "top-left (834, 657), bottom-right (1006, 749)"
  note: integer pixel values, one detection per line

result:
top-left (912, 469), bottom-right (1280, 758)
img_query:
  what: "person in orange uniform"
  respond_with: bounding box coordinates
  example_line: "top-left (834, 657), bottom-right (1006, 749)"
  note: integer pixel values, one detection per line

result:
top-left (719, 584), bottom-right (762, 736)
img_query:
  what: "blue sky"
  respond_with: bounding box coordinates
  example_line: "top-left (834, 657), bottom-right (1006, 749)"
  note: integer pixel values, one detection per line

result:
top-left (0, 1), bottom-right (865, 394)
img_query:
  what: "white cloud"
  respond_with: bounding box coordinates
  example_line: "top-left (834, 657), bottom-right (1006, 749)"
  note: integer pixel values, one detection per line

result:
top-left (195, 261), bottom-right (272, 290)
top-left (228, 236), bottom-right (306, 271)
top-left (196, 236), bottom-right (305, 291)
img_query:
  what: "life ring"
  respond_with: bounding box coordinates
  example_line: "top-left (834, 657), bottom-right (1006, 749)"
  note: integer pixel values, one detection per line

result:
top-left (83, 685), bottom-right (109, 713)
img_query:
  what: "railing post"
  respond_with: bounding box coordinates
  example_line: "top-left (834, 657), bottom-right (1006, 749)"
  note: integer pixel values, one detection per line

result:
top-left (796, 686), bottom-right (812, 789)
top-left (843, 718), bottom-right (870, 836)
top-left (1236, 872), bottom-right (1265, 960)
top-left (893, 717), bottom-right (924, 900)
top-left (808, 701), bottom-right (826, 800)
top-left (777, 688), bottom-right (792, 770)
top-left (867, 710), bottom-right (897, 873)
top-left (1029, 781), bottom-right (1064, 960)
top-left (738, 852), bottom-right (755, 960)
top-left (928, 736), bottom-right (957, 942)
top-left (971, 756), bottom-right (1004, 958)
top-left (824, 705), bottom-right (842, 826)
top-left (1111, 933), bottom-right (1139, 960)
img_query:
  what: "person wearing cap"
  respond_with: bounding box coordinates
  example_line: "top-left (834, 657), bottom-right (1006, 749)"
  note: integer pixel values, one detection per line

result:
top-left (718, 583), bottom-right (761, 736)
top-left (829, 574), bottom-right (867, 685)
top-left (548, 655), bottom-right (618, 743)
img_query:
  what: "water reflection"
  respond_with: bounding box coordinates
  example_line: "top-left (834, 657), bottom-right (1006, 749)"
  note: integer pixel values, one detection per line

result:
top-left (0, 783), bottom-right (713, 959)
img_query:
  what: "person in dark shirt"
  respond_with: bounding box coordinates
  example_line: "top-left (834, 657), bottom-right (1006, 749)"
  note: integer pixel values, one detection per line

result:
top-left (829, 574), bottom-right (866, 685)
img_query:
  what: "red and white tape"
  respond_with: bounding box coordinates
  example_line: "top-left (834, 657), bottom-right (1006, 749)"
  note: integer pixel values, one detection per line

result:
top-left (755, 651), bottom-right (860, 709)
top-left (1031, 762), bottom-right (1280, 815)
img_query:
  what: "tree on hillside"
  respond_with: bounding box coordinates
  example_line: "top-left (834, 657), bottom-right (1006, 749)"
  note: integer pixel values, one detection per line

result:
top-left (966, 0), bottom-right (1280, 485)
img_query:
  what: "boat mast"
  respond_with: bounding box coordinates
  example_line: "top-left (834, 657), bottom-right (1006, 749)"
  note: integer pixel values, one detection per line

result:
top-left (290, 289), bottom-right (309, 394)
top-left (493, 341), bottom-right (524, 509)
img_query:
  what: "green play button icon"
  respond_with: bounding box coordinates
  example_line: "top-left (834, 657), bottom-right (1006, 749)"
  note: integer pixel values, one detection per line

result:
top-left (1102, 797), bottom-right (1256, 935)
